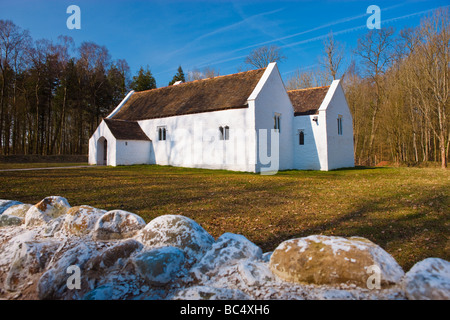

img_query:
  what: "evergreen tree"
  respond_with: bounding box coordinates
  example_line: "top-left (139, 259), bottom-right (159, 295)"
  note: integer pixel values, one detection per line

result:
top-left (168, 65), bottom-right (185, 85)
top-left (130, 66), bottom-right (156, 91)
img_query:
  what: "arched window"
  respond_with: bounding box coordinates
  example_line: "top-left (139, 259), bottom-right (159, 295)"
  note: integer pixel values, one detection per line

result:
top-left (219, 126), bottom-right (230, 140)
top-left (158, 126), bottom-right (167, 141)
top-left (337, 116), bottom-right (343, 135)
top-left (299, 130), bottom-right (305, 145)
top-left (224, 126), bottom-right (230, 140)
top-left (274, 114), bottom-right (281, 132)
top-left (103, 139), bottom-right (108, 161)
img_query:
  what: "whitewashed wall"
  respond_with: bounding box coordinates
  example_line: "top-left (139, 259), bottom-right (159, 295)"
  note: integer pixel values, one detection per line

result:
top-left (252, 63), bottom-right (294, 173)
top-left (323, 81), bottom-right (355, 170)
top-left (137, 106), bottom-right (257, 172)
top-left (115, 140), bottom-right (153, 166)
top-left (292, 112), bottom-right (327, 170)
top-left (88, 121), bottom-right (117, 166)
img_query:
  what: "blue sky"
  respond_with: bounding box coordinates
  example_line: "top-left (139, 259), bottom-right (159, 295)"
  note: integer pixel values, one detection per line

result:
top-left (0, 0), bottom-right (448, 87)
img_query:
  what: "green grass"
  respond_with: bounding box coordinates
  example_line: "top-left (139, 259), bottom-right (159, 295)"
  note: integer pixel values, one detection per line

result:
top-left (0, 164), bottom-right (448, 270)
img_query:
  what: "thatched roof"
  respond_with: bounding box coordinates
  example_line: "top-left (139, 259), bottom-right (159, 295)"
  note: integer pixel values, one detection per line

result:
top-left (104, 119), bottom-right (151, 141)
top-left (288, 86), bottom-right (330, 116)
top-left (111, 68), bottom-right (267, 121)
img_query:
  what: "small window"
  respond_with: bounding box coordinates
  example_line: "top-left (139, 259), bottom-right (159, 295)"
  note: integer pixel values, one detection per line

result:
top-left (224, 126), bottom-right (230, 140)
top-left (158, 126), bottom-right (167, 141)
top-left (274, 114), bottom-right (281, 132)
top-left (299, 130), bottom-right (305, 145)
top-left (337, 116), bottom-right (343, 135)
top-left (219, 126), bottom-right (230, 141)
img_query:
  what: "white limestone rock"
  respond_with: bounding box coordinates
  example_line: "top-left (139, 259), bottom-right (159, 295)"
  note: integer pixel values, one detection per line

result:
top-left (0, 229), bottom-right (39, 271)
top-left (83, 280), bottom-right (165, 300)
top-left (37, 242), bottom-right (93, 300)
top-left (82, 283), bottom-right (132, 300)
top-left (82, 284), bottom-right (115, 300)
top-left (137, 215), bottom-right (214, 265)
top-left (132, 246), bottom-right (185, 286)
top-left (5, 240), bottom-right (60, 291)
top-left (92, 210), bottom-right (146, 240)
top-left (191, 232), bottom-right (262, 279)
top-left (86, 239), bottom-right (143, 271)
top-left (402, 258), bottom-right (450, 300)
top-left (62, 205), bottom-right (106, 236)
top-left (2, 204), bottom-right (32, 218)
top-left (43, 215), bottom-right (66, 237)
top-left (0, 204), bottom-right (32, 228)
top-left (238, 259), bottom-right (275, 287)
top-left (172, 285), bottom-right (251, 300)
top-left (0, 214), bottom-right (24, 227)
top-left (261, 252), bottom-right (273, 263)
top-left (0, 200), bottom-right (23, 215)
top-left (24, 196), bottom-right (71, 228)
top-left (315, 289), bottom-right (356, 300)
top-left (269, 235), bottom-right (404, 287)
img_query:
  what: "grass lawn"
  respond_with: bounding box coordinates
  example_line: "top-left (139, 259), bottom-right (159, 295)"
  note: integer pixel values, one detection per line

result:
top-left (0, 164), bottom-right (448, 270)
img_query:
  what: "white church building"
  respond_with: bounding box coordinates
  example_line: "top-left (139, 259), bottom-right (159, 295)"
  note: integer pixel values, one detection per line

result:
top-left (88, 62), bottom-right (354, 173)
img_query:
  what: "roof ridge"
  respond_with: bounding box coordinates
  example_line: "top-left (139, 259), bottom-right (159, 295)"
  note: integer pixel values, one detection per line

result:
top-left (133, 67), bottom-right (267, 95)
top-left (287, 85), bottom-right (330, 92)
top-left (104, 118), bottom-right (135, 122)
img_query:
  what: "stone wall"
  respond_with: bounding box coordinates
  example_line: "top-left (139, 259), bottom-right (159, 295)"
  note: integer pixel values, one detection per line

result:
top-left (0, 155), bottom-right (88, 163)
top-left (0, 197), bottom-right (449, 300)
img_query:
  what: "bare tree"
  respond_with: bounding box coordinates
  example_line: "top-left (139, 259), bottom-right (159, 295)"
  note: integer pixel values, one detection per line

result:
top-left (203, 66), bottom-right (219, 79)
top-left (245, 45), bottom-right (286, 69)
top-left (115, 58), bottom-right (130, 95)
top-left (405, 8), bottom-right (449, 168)
top-left (354, 27), bottom-right (395, 164)
top-left (187, 66), bottom-right (220, 81)
top-left (320, 32), bottom-right (344, 80)
top-left (188, 68), bottom-right (203, 81)
top-left (286, 69), bottom-right (318, 90)
top-left (78, 42), bottom-right (111, 124)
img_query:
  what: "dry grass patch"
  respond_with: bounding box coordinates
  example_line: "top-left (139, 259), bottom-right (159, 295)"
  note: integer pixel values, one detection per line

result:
top-left (0, 165), bottom-right (448, 270)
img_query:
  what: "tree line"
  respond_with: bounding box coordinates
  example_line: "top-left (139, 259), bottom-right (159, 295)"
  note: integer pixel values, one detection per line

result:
top-left (0, 21), bottom-right (131, 156)
top-left (0, 8), bottom-right (448, 168)
top-left (0, 20), bottom-right (188, 157)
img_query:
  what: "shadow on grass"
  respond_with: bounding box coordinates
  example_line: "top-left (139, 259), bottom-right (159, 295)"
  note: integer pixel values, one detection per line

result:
top-left (257, 183), bottom-right (449, 270)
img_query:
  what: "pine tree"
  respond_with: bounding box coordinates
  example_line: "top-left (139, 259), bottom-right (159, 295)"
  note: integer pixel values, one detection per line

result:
top-left (130, 66), bottom-right (156, 91)
top-left (168, 66), bottom-right (185, 85)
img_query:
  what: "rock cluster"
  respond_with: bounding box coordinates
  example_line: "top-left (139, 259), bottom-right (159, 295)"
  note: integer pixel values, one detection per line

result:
top-left (0, 197), bottom-right (449, 300)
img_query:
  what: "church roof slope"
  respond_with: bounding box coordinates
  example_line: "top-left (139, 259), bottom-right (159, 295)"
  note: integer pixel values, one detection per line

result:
top-left (104, 118), bottom-right (151, 141)
top-left (288, 86), bottom-right (330, 116)
top-left (111, 68), bottom-right (267, 121)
